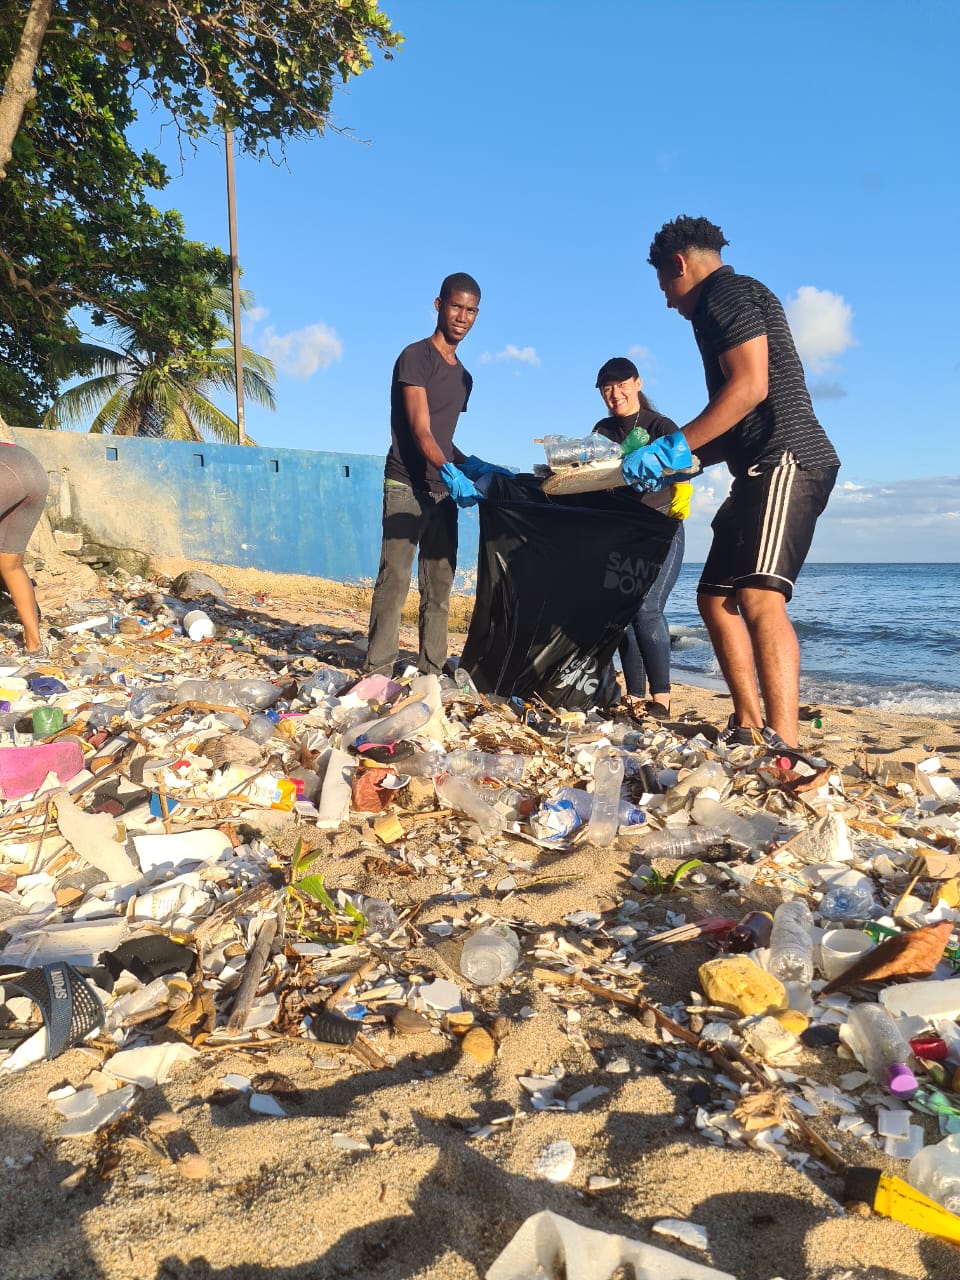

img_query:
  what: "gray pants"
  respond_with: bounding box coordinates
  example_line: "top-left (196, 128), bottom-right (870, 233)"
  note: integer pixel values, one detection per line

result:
top-left (364, 481), bottom-right (458, 676)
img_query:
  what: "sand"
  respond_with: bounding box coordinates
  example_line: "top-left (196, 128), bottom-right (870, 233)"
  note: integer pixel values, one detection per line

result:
top-left (3, 558), bottom-right (960, 1280)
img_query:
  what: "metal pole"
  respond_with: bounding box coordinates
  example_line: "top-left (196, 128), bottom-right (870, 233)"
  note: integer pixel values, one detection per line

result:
top-left (224, 126), bottom-right (246, 445)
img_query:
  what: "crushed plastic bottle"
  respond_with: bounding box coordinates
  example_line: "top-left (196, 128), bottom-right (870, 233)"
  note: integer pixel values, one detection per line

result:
top-left (587, 750), bottom-right (624, 847)
top-left (459, 921), bottom-right (521, 986)
top-left (554, 787), bottom-right (644, 828)
top-left (818, 881), bottom-right (877, 921)
top-left (843, 1002), bottom-right (918, 1097)
top-left (445, 749), bottom-right (525, 782)
top-left (242, 713), bottom-right (277, 746)
top-left (634, 827), bottom-right (728, 858)
top-left (355, 700), bottom-right (432, 748)
top-left (435, 773), bottom-right (502, 837)
top-left (541, 434), bottom-right (622, 467)
top-left (768, 899), bottom-right (815, 985)
top-left (359, 897), bottom-right (401, 937)
top-left (690, 794), bottom-right (768, 849)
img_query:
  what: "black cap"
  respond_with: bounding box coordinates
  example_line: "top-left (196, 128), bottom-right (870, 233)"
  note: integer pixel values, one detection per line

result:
top-left (595, 357), bottom-right (639, 388)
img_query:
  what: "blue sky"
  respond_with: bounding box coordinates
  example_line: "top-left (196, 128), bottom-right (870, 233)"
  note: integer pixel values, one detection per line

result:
top-left (123, 0), bottom-right (958, 561)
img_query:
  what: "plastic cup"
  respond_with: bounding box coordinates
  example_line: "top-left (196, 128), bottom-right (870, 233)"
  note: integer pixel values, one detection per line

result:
top-left (183, 609), bottom-right (216, 641)
top-left (818, 927), bottom-right (875, 981)
top-left (31, 706), bottom-right (64, 736)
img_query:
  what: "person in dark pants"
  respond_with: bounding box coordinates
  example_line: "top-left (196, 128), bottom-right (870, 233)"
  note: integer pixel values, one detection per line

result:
top-left (364, 273), bottom-right (509, 677)
top-left (625, 216), bottom-right (840, 760)
top-left (0, 442), bottom-right (48, 656)
top-left (592, 357), bottom-right (689, 719)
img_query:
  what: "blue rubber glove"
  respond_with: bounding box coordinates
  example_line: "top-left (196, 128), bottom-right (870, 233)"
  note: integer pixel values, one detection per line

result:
top-left (621, 431), bottom-right (692, 493)
top-left (439, 462), bottom-right (482, 508)
top-left (458, 454), bottom-right (513, 481)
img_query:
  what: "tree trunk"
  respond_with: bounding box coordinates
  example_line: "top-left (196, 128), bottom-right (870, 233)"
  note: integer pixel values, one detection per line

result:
top-left (0, 0), bottom-right (55, 181)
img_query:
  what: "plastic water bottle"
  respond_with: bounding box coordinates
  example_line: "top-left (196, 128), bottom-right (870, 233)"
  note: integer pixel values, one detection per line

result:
top-left (555, 787), bottom-right (644, 828)
top-left (396, 749), bottom-right (445, 777)
top-left (768, 899), bottom-right (815, 984)
top-left (908, 1134), bottom-right (960, 1213)
top-left (435, 773), bottom-right (502, 837)
top-left (819, 882), bottom-right (876, 921)
top-left (844, 1003), bottom-right (918, 1097)
top-left (689, 794), bottom-right (763, 848)
top-left (128, 686), bottom-right (174, 719)
top-left (541, 434), bottom-right (621, 467)
top-left (459, 922), bottom-right (521, 986)
top-left (445, 749), bottom-right (525, 782)
top-left (587, 750), bottom-right (624, 847)
top-left (635, 827), bottom-right (728, 857)
top-left (356, 700), bottom-right (431, 747)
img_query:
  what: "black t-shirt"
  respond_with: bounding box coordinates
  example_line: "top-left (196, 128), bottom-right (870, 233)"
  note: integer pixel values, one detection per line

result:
top-left (692, 266), bottom-right (840, 476)
top-left (384, 337), bottom-right (473, 493)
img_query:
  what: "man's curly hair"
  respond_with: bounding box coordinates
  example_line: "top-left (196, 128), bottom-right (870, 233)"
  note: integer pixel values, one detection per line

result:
top-left (647, 216), bottom-right (729, 271)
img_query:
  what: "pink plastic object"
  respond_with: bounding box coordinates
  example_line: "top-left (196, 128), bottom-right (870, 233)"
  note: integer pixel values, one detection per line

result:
top-left (0, 742), bottom-right (85, 798)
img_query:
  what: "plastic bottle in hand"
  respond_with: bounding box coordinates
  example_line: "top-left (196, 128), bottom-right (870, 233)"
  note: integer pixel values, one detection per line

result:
top-left (460, 921), bottom-right (521, 986)
top-left (541, 434), bottom-right (622, 467)
top-left (768, 899), bottom-right (815, 984)
top-left (844, 1002), bottom-right (918, 1097)
top-left (587, 750), bottom-right (624, 847)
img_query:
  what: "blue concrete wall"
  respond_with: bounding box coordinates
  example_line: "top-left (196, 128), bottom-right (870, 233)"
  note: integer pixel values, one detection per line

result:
top-left (11, 428), bottom-right (480, 589)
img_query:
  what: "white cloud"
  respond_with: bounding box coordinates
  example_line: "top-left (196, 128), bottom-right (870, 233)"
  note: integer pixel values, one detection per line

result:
top-left (785, 285), bottom-right (857, 373)
top-left (260, 323), bottom-right (343, 379)
top-left (627, 345), bottom-right (656, 368)
top-left (244, 305), bottom-right (269, 326)
top-left (479, 345), bottom-right (540, 367)
top-left (808, 379), bottom-right (847, 401)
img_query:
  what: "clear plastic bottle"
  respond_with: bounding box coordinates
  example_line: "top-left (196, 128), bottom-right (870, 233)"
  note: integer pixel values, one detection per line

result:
top-left (299, 667), bottom-right (350, 700)
top-left (636, 827), bottom-right (728, 857)
top-left (819, 882), bottom-right (877, 921)
top-left (908, 1134), bottom-right (960, 1214)
top-left (459, 921), bottom-right (521, 986)
top-left (396, 749), bottom-right (445, 777)
top-left (768, 899), bottom-right (815, 984)
top-left (587, 750), bottom-right (624, 847)
top-left (435, 773), bottom-right (502, 837)
top-left (128, 686), bottom-right (174, 719)
top-left (541, 434), bottom-right (622, 467)
top-left (232, 678), bottom-right (283, 709)
top-left (445, 749), bottom-right (525, 782)
top-left (665, 759), bottom-right (728, 805)
top-left (844, 1002), bottom-right (918, 1097)
top-left (356, 700), bottom-right (431, 747)
top-left (555, 786), bottom-right (644, 828)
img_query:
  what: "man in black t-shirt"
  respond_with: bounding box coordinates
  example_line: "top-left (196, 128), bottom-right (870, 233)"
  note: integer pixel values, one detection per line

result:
top-left (364, 272), bottom-right (509, 677)
top-left (624, 216), bottom-right (840, 760)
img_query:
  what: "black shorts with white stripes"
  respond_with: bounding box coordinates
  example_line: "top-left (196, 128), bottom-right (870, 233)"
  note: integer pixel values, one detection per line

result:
top-left (698, 455), bottom-right (838, 602)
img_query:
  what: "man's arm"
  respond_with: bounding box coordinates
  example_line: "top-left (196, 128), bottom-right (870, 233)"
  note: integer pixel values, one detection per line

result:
top-left (403, 384), bottom-right (448, 469)
top-left (681, 335), bottom-right (769, 451)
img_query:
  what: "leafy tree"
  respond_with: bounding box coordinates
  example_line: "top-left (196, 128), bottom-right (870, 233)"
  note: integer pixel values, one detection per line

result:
top-left (0, 2), bottom-right (400, 423)
top-left (43, 287), bottom-right (276, 442)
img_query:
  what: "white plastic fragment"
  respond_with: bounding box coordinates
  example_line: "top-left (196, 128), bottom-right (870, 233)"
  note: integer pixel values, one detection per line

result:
top-left (102, 1042), bottom-right (199, 1088)
top-left (133, 828), bottom-right (234, 873)
top-left (485, 1211), bottom-right (735, 1280)
top-left (249, 1092), bottom-right (287, 1117)
top-left (531, 1139), bottom-right (576, 1182)
top-left (59, 1085), bottom-right (136, 1137)
top-left (652, 1218), bottom-right (711, 1252)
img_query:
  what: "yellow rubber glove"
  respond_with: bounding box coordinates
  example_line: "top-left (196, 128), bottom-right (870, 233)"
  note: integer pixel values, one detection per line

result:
top-left (667, 481), bottom-right (693, 521)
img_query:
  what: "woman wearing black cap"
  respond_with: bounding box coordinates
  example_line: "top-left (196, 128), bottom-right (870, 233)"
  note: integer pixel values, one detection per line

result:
top-left (593, 357), bottom-right (689, 719)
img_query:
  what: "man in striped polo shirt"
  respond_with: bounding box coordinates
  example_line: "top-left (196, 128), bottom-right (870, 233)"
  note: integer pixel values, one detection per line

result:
top-left (622, 215), bottom-right (840, 761)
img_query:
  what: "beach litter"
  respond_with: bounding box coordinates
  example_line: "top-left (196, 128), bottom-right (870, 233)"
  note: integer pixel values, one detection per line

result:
top-left (0, 569), bottom-right (960, 1261)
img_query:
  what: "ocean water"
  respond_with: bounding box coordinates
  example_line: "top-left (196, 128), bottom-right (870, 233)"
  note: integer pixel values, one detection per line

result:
top-left (665, 563), bottom-right (960, 716)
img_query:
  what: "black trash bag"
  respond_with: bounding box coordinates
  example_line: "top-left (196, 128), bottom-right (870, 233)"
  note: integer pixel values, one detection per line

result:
top-left (460, 474), bottom-right (677, 709)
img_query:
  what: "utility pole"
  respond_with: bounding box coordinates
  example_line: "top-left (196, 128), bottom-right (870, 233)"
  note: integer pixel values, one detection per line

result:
top-left (224, 127), bottom-right (246, 445)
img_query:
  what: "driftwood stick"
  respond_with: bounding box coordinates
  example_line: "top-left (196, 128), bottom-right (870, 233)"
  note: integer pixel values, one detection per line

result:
top-left (226, 915), bottom-right (279, 1032)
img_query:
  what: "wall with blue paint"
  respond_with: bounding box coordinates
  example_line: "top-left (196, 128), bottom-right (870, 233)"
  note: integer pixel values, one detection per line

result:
top-left (12, 428), bottom-right (480, 589)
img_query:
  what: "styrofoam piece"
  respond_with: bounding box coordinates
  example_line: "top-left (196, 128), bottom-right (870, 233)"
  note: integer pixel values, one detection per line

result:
top-left (102, 1042), bottom-right (198, 1088)
top-left (52, 789), bottom-right (139, 885)
top-left (485, 1211), bottom-right (736, 1280)
top-left (1, 918), bottom-right (129, 967)
top-left (132, 827), bottom-right (233, 873)
top-left (532, 1139), bottom-right (576, 1182)
top-left (652, 1219), bottom-right (711, 1253)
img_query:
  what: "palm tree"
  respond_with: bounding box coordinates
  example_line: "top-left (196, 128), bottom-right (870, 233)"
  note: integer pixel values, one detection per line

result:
top-left (42, 287), bottom-right (275, 443)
